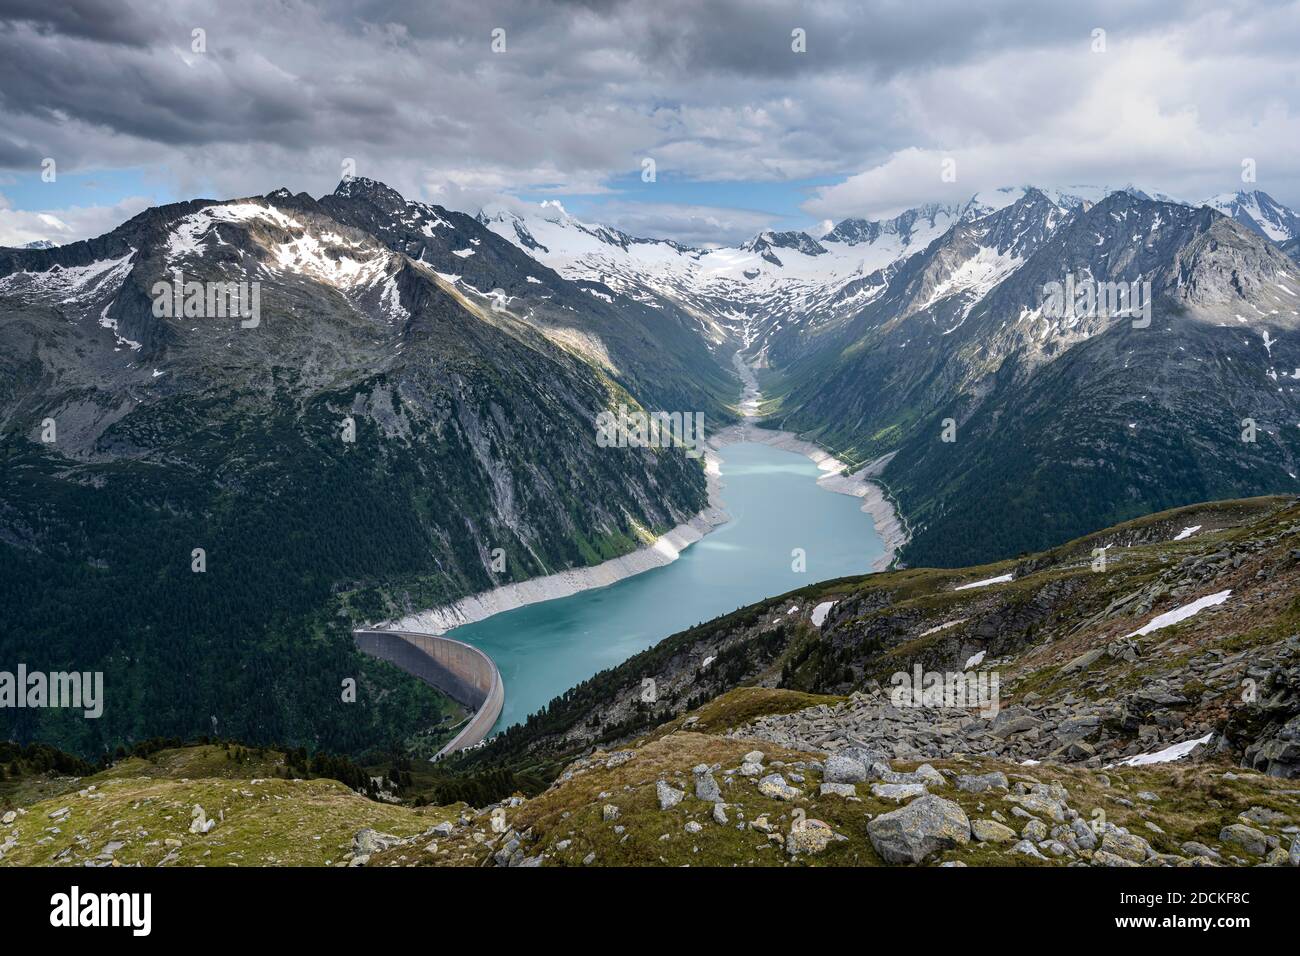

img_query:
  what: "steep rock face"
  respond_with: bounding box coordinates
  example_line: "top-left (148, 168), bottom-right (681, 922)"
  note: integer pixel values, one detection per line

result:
top-left (1222, 646), bottom-right (1300, 777)
top-left (0, 188), bottom-right (709, 755)
top-left (740, 230), bottom-right (827, 265)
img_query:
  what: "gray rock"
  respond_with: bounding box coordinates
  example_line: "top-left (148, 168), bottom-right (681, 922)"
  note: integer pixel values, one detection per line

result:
top-left (1239, 805), bottom-right (1290, 826)
top-left (867, 794), bottom-right (971, 864)
top-left (604, 750), bottom-right (635, 769)
top-left (824, 754), bottom-right (869, 784)
top-left (1058, 714), bottom-right (1102, 739)
top-left (602, 804), bottom-right (620, 822)
top-left (991, 706), bottom-right (1040, 737)
top-left (1003, 793), bottom-right (1066, 823)
top-left (871, 782), bottom-right (928, 802)
top-left (841, 746), bottom-right (890, 771)
top-left (656, 780), bottom-right (684, 810)
top-left (971, 819), bottom-right (1017, 843)
top-left (757, 774), bottom-right (802, 801)
top-left (955, 771), bottom-right (1009, 793)
top-left (1180, 841), bottom-right (1220, 860)
top-left (1061, 647), bottom-right (1106, 675)
top-left (819, 782), bottom-right (857, 798)
top-left (1010, 839), bottom-right (1048, 860)
top-left (1219, 823), bottom-right (1269, 856)
top-left (1101, 829), bottom-right (1153, 863)
top-left (693, 768), bottom-right (723, 804)
top-left (1022, 818), bottom-right (1049, 842)
top-left (992, 715), bottom-right (1042, 738)
top-left (1070, 817), bottom-right (1098, 851)
top-left (352, 828), bottom-right (402, 857)
top-left (1091, 848), bottom-right (1140, 867)
top-left (880, 763), bottom-right (945, 788)
top-left (785, 819), bottom-right (836, 856)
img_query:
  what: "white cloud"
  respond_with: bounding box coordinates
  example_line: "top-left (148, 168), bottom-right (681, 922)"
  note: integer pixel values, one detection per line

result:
top-left (0, 193), bottom-right (153, 247)
top-left (589, 200), bottom-right (778, 247)
top-left (803, 17), bottom-right (1300, 220)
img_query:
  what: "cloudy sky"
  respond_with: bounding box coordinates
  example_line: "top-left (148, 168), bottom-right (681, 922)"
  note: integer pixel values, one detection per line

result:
top-left (1, 0), bottom-right (1299, 247)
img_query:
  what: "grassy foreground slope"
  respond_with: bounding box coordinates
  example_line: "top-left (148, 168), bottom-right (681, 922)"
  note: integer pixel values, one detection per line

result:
top-left (2, 692), bottom-right (1297, 867)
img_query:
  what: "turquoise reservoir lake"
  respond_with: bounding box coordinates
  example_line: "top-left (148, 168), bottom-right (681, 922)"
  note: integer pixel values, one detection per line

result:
top-left (447, 441), bottom-right (886, 732)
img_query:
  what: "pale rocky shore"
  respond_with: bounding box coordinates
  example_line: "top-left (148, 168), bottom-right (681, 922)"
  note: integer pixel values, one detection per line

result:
top-left (382, 356), bottom-right (908, 636)
top-left (384, 445), bottom-right (730, 635)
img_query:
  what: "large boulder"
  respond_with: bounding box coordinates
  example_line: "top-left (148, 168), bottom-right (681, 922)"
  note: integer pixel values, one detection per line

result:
top-left (867, 794), bottom-right (971, 864)
top-left (1219, 823), bottom-right (1271, 857)
top-left (824, 754), bottom-right (869, 784)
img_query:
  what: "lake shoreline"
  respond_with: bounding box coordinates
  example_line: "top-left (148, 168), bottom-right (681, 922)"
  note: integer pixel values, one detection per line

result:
top-left (381, 444), bottom-right (732, 635)
top-left (378, 362), bottom-right (908, 637)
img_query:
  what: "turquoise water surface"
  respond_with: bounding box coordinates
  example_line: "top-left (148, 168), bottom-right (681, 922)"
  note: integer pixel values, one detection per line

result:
top-left (447, 441), bottom-right (885, 731)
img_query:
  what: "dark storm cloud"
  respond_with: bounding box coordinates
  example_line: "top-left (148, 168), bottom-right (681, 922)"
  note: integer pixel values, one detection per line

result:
top-left (0, 0), bottom-right (161, 46)
top-left (1, 0), bottom-right (1298, 240)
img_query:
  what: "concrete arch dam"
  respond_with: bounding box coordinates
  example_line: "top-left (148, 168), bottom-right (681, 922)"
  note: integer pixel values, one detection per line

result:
top-left (354, 629), bottom-right (504, 759)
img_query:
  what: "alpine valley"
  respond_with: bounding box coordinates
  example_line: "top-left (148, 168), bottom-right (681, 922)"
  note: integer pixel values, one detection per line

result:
top-left (4, 179), bottom-right (1300, 868)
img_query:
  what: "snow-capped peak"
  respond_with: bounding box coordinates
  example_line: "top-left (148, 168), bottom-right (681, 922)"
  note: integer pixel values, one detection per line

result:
top-left (1200, 190), bottom-right (1300, 243)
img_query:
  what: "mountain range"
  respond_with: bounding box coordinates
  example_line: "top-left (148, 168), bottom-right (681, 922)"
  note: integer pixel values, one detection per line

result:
top-left (0, 178), bottom-right (728, 755)
top-left (485, 186), bottom-right (1300, 566)
top-left (4, 175), bottom-right (1300, 756)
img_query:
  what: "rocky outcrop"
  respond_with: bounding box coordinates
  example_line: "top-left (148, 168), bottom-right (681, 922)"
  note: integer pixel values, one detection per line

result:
top-left (1220, 637), bottom-right (1300, 777)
